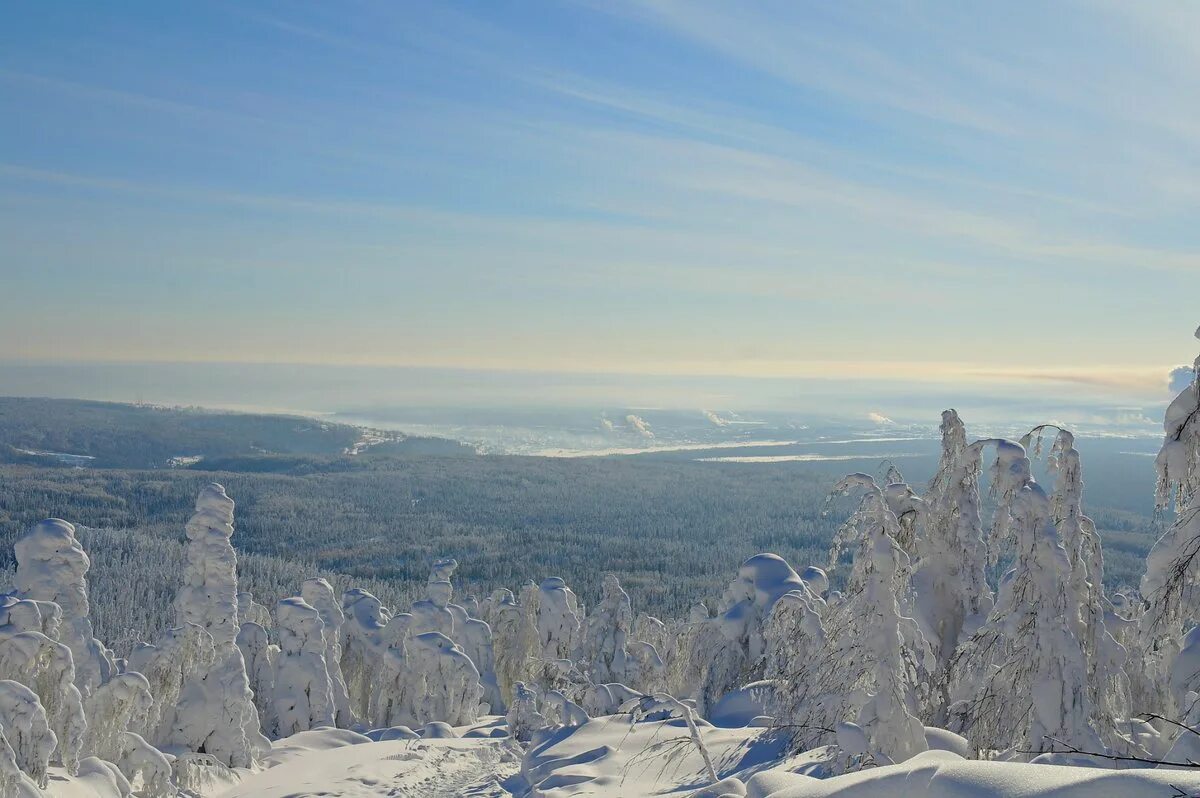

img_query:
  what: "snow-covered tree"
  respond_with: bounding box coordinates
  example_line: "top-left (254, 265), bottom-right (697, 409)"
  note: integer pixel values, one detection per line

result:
top-left (574, 574), bottom-right (633, 685)
top-left (0, 723), bottom-right (23, 798)
top-left (236, 621), bottom-right (277, 722)
top-left (1140, 325), bottom-right (1200, 716)
top-left (373, 628), bottom-right (483, 729)
top-left (0, 597), bottom-right (52, 638)
top-left (127, 624), bottom-right (214, 745)
top-left (340, 588), bottom-right (391, 720)
top-left (0, 630), bottom-right (85, 774)
top-left (490, 589), bottom-right (534, 705)
top-left (175, 484), bottom-right (241, 647)
top-left (626, 640), bottom-right (666, 694)
top-left (163, 484), bottom-right (268, 766)
top-left (1020, 425), bottom-right (1129, 745)
top-left (13, 518), bottom-right (115, 697)
top-left (369, 612), bottom-right (414, 728)
top-left (270, 597), bottom-right (335, 738)
top-left (0, 680), bottom-right (55, 789)
top-left (948, 439), bottom-right (1102, 755)
top-left (237, 592), bottom-right (271, 629)
top-left (167, 643), bottom-right (268, 767)
top-left (685, 554), bottom-right (822, 716)
top-left (459, 613), bottom-right (502, 713)
top-left (535, 578), bottom-right (581, 662)
top-left (409, 560), bottom-right (502, 712)
top-left (1154, 324), bottom-right (1200, 513)
top-left (912, 410), bottom-right (993, 676)
top-left (300, 578), bottom-right (353, 727)
top-left (764, 589), bottom-right (832, 749)
top-left (506, 682), bottom-right (547, 743)
top-left (820, 474), bottom-right (930, 764)
top-left (114, 732), bottom-right (176, 798)
top-left (410, 580), bottom-right (455, 638)
top-left (81, 671), bottom-right (153, 763)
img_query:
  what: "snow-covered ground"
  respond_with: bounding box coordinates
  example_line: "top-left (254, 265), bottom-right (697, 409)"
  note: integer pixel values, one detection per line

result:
top-left (38, 718), bottom-right (1200, 798)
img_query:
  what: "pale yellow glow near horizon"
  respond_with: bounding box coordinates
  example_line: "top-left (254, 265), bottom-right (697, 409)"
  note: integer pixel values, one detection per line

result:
top-left (6, 350), bottom-right (1177, 398)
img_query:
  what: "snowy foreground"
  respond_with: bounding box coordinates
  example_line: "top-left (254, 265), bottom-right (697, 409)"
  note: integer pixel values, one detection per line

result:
top-left (37, 719), bottom-right (1200, 797)
top-left (4, 325), bottom-right (1200, 797)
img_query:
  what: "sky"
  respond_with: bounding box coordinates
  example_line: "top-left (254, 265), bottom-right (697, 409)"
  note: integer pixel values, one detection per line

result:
top-left (1, 1), bottom-right (1199, 406)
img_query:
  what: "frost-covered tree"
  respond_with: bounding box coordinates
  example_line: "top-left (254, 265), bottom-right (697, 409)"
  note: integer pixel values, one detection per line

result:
top-left (0, 680), bottom-right (56, 789)
top-left (369, 612), bottom-right (414, 728)
top-left (489, 589), bottom-right (534, 706)
top-left (1154, 325), bottom-right (1200, 513)
top-left (163, 484), bottom-right (268, 766)
top-left (820, 474), bottom-right (930, 764)
top-left (681, 554), bottom-right (821, 717)
top-left (764, 589), bottom-right (832, 749)
top-left (535, 578), bottom-right (581, 662)
top-left (236, 622), bottom-right (277, 722)
top-left (13, 518), bottom-right (115, 697)
top-left (460, 613), bottom-right (502, 713)
top-left (410, 580), bottom-right (455, 638)
top-left (948, 439), bottom-right (1102, 755)
top-left (1139, 325), bottom-right (1200, 715)
top-left (541, 688), bottom-right (589, 729)
top-left (300, 578), bottom-right (354, 727)
top-left (506, 682), bottom-right (547, 743)
top-left (81, 671), bottom-right (153, 763)
top-left (0, 597), bottom-right (52, 638)
top-left (1020, 425), bottom-right (1129, 745)
top-left (0, 724), bottom-right (23, 798)
top-left (409, 561), bottom-right (502, 713)
top-left (270, 597), bottom-right (335, 738)
top-left (114, 732), bottom-right (176, 798)
top-left (373, 629), bottom-right (483, 729)
top-left (340, 588), bottom-right (391, 720)
top-left (626, 640), bottom-right (666, 694)
top-left (912, 410), bottom-right (993, 677)
top-left (0, 630), bottom-right (85, 774)
top-left (175, 484), bottom-right (241, 646)
top-left (127, 624), bottom-right (214, 745)
top-left (237, 592), bottom-right (271, 630)
top-left (628, 612), bottom-right (672, 694)
top-left (167, 643), bottom-right (268, 767)
top-left (633, 613), bottom-right (670, 657)
top-left (574, 574), bottom-right (633, 685)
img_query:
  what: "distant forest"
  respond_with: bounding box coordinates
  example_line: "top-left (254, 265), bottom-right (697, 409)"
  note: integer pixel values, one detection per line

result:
top-left (0, 396), bottom-right (469, 469)
top-left (0, 397), bottom-right (1163, 655)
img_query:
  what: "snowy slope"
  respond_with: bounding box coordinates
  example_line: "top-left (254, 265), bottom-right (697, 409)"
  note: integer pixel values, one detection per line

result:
top-left (34, 715), bottom-right (1200, 798)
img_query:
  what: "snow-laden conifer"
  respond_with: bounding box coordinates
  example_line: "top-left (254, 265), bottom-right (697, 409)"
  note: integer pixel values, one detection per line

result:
top-left (300, 578), bottom-right (354, 727)
top-left (948, 439), bottom-right (1102, 755)
top-left (575, 574), bottom-right (633, 685)
top-left (270, 597), bottom-right (335, 738)
top-left (0, 680), bottom-right (55, 789)
top-left (14, 519), bottom-right (115, 698)
top-left (819, 474), bottom-right (931, 764)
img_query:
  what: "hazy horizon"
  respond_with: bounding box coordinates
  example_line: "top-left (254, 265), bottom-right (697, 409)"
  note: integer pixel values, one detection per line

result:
top-left (0, 358), bottom-right (1181, 442)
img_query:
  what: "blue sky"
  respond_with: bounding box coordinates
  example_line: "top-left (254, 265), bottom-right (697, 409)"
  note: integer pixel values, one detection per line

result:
top-left (2, 1), bottom-right (1198, 400)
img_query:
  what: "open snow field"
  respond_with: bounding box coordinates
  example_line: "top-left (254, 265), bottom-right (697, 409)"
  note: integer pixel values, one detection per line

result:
top-left (38, 718), bottom-right (1200, 798)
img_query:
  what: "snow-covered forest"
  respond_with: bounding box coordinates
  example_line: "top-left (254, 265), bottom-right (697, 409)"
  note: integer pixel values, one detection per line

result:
top-left (0, 325), bottom-right (1198, 797)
